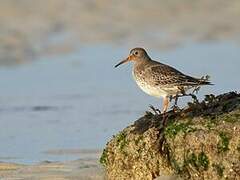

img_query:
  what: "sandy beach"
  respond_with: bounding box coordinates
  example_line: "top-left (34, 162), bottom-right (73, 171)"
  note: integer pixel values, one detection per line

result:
top-left (0, 161), bottom-right (177, 179)
top-left (0, 161), bottom-right (104, 179)
top-left (0, 150), bottom-right (105, 180)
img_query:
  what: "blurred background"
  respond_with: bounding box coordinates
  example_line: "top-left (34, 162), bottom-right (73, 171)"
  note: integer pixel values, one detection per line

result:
top-left (0, 0), bottom-right (239, 164)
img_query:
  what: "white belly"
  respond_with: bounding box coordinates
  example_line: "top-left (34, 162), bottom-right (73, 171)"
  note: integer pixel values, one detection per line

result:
top-left (134, 77), bottom-right (167, 98)
top-left (132, 70), bottom-right (185, 98)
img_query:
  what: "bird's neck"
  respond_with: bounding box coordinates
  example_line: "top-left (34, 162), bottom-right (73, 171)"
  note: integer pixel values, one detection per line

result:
top-left (136, 58), bottom-right (151, 65)
top-left (133, 58), bottom-right (151, 70)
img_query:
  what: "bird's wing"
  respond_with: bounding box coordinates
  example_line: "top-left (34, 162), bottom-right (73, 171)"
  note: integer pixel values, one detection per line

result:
top-left (144, 63), bottom-right (207, 87)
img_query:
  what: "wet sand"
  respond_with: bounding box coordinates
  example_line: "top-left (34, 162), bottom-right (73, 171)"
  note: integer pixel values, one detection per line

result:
top-left (0, 161), bottom-right (104, 180)
top-left (0, 161), bottom-right (176, 180)
top-left (0, 151), bottom-right (105, 180)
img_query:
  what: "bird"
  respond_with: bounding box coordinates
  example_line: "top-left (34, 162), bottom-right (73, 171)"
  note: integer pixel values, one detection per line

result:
top-left (115, 47), bottom-right (212, 113)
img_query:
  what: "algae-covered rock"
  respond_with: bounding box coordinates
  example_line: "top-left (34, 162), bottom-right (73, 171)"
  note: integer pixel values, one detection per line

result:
top-left (100, 92), bottom-right (240, 180)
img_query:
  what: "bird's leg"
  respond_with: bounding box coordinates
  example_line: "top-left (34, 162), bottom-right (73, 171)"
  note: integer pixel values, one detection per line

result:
top-left (163, 96), bottom-right (169, 113)
top-left (173, 95), bottom-right (181, 112)
top-left (162, 97), bottom-right (169, 125)
top-left (174, 96), bottom-right (178, 106)
top-left (169, 95), bottom-right (180, 112)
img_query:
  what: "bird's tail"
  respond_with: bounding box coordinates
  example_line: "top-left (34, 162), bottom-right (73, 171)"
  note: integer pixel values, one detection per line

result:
top-left (198, 75), bottom-right (214, 85)
top-left (198, 80), bottom-right (213, 85)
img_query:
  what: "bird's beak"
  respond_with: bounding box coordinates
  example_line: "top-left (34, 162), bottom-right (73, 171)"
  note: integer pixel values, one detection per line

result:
top-left (114, 55), bottom-right (133, 68)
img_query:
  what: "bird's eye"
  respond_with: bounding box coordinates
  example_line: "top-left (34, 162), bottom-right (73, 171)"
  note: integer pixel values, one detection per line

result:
top-left (134, 51), bottom-right (138, 55)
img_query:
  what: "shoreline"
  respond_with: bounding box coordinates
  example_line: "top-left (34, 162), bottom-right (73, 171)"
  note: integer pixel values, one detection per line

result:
top-left (0, 149), bottom-right (105, 179)
top-left (0, 158), bottom-right (105, 179)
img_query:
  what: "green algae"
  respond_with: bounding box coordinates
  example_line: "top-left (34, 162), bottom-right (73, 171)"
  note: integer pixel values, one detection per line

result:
top-left (170, 157), bottom-right (182, 174)
top-left (217, 132), bottom-right (230, 153)
top-left (116, 132), bottom-right (128, 151)
top-left (186, 152), bottom-right (198, 169)
top-left (221, 110), bottom-right (240, 123)
top-left (164, 120), bottom-right (197, 138)
top-left (198, 152), bottom-right (209, 171)
top-left (170, 151), bottom-right (209, 177)
top-left (212, 163), bottom-right (225, 177)
top-left (100, 149), bottom-right (108, 166)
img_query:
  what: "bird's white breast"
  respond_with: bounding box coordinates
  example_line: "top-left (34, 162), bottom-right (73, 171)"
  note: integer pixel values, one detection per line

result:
top-left (132, 70), bottom-right (167, 98)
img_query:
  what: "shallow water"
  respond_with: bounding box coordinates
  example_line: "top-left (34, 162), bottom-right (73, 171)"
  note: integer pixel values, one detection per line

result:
top-left (0, 42), bottom-right (239, 164)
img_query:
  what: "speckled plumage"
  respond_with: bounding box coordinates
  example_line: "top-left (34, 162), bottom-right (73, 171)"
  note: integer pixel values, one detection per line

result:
top-left (115, 47), bottom-right (211, 112)
top-left (133, 58), bottom-right (209, 97)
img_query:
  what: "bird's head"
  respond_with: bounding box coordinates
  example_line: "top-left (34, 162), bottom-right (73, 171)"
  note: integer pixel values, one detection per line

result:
top-left (115, 47), bottom-right (150, 68)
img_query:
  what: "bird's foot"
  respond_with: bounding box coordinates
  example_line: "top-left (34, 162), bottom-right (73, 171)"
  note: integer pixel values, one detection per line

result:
top-left (171, 105), bottom-right (181, 113)
top-left (149, 105), bottom-right (161, 115)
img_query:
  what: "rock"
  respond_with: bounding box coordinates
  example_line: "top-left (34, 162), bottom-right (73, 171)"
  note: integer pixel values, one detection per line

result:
top-left (100, 92), bottom-right (240, 180)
